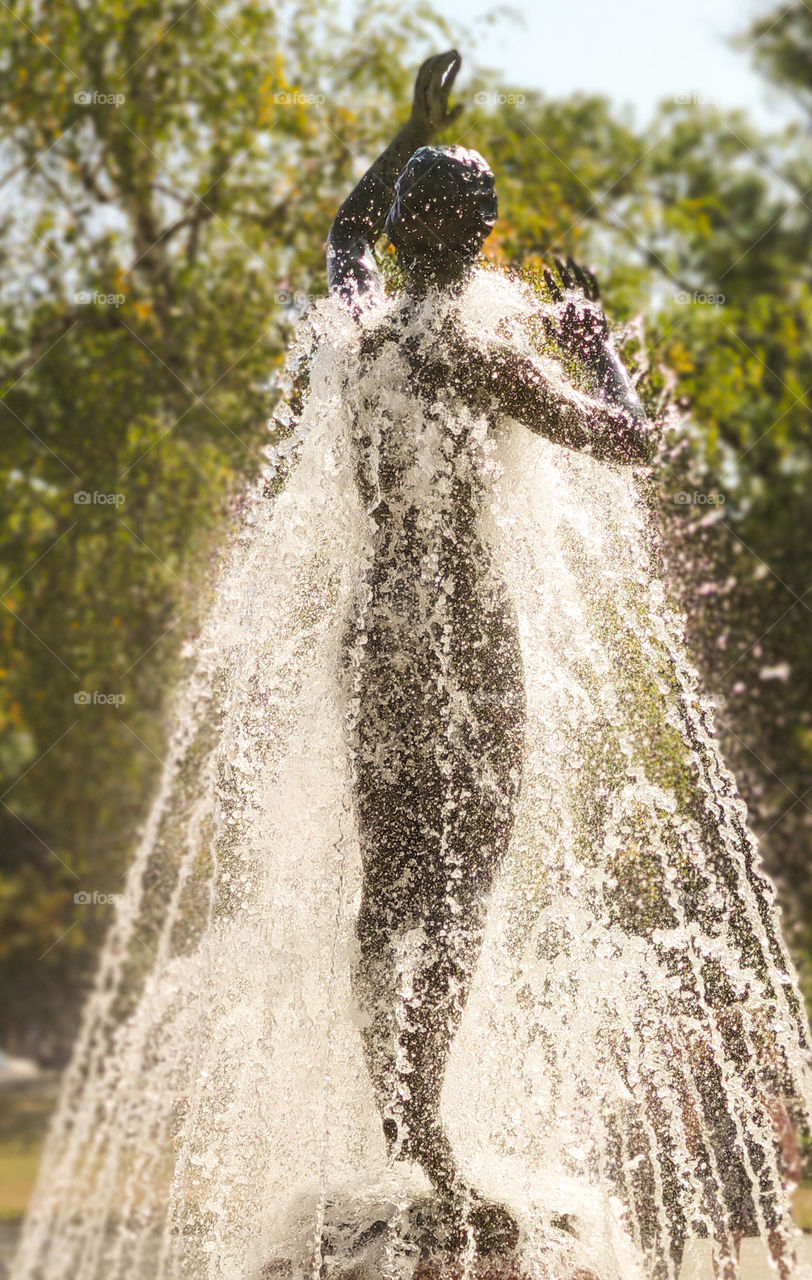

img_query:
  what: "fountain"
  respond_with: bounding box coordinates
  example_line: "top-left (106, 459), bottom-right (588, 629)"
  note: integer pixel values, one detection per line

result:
top-left (11, 50), bottom-right (812, 1280)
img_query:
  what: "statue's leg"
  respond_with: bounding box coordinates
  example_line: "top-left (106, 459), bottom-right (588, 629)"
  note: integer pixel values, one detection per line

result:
top-left (348, 595), bottom-right (525, 1248)
top-left (353, 869), bottom-right (489, 1189)
top-left (352, 733), bottom-right (522, 1194)
top-left (351, 774), bottom-right (468, 1188)
top-left (351, 765), bottom-right (523, 1257)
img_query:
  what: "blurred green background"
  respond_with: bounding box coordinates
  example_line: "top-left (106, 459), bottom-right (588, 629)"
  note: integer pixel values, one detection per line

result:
top-left (2, 0), bottom-right (812, 1232)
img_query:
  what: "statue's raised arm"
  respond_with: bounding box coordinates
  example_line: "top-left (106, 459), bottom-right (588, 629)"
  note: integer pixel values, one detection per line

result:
top-left (327, 50), bottom-right (463, 310)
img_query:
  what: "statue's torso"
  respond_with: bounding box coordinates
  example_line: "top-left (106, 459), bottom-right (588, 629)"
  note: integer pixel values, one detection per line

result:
top-left (342, 314), bottom-right (525, 797)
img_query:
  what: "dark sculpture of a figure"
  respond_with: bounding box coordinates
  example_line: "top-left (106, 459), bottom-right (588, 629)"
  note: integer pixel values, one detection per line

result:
top-left (327, 50), bottom-right (652, 1251)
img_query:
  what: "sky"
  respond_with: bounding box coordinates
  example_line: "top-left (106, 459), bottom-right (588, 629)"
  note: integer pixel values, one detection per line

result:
top-left (429, 0), bottom-right (794, 129)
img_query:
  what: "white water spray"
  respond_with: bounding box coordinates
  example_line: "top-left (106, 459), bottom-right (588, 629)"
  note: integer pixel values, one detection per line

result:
top-left (12, 270), bottom-right (812, 1280)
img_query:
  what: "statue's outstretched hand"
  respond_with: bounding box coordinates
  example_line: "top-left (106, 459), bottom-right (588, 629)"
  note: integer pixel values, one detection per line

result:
top-left (411, 50), bottom-right (463, 139)
top-left (542, 257), bottom-right (610, 373)
top-left (543, 257), bottom-right (654, 463)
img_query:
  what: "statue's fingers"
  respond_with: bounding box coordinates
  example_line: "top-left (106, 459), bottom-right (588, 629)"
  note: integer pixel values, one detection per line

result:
top-left (414, 52), bottom-right (449, 113)
top-left (541, 316), bottom-right (558, 344)
top-left (553, 256), bottom-right (572, 289)
top-left (414, 54), bottom-right (439, 102)
top-left (566, 257), bottom-right (585, 291)
top-left (567, 258), bottom-right (589, 296)
top-left (446, 102), bottom-right (464, 123)
top-left (428, 59), bottom-right (447, 104)
top-left (430, 49), bottom-right (461, 107)
top-left (543, 269), bottom-right (563, 301)
top-left (441, 49), bottom-right (462, 91)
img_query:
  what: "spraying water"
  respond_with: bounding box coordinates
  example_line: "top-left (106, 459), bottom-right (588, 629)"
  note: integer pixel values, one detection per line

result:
top-left (12, 268), bottom-right (812, 1280)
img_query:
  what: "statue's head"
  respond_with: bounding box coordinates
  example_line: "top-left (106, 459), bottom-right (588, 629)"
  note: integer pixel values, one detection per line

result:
top-left (385, 145), bottom-right (497, 285)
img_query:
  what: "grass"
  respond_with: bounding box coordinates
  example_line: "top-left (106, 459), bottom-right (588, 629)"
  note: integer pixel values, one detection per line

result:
top-left (0, 1077), bottom-right (58, 1222)
top-left (0, 1149), bottom-right (44, 1222)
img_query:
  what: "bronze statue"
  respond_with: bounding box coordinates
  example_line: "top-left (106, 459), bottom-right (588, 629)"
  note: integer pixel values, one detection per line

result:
top-left (328, 49), bottom-right (651, 1255)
